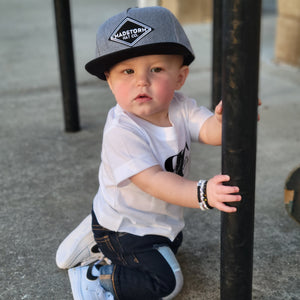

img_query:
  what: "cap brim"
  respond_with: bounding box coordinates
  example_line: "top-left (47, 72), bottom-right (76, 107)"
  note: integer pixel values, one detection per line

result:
top-left (85, 43), bottom-right (194, 80)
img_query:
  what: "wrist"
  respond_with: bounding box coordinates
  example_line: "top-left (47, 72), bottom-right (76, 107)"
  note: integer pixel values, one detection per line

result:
top-left (197, 180), bottom-right (213, 210)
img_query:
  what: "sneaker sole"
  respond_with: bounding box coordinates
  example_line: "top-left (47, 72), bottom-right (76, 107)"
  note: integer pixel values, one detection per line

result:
top-left (68, 266), bottom-right (86, 300)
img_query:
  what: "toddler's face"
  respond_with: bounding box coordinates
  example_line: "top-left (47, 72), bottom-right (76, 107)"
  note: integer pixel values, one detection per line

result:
top-left (105, 54), bottom-right (189, 126)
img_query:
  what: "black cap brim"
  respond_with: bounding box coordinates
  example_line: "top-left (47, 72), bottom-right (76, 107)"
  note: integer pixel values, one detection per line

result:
top-left (85, 43), bottom-right (194, 81)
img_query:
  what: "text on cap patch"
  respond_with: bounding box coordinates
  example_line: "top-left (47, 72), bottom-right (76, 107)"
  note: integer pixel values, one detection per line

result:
top-left (109, 17), bottom-right (153, 47)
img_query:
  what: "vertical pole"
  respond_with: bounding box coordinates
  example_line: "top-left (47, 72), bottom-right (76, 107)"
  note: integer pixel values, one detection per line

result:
top-left (53, 0), bottom-right (80, 132)
top-left (212, 0), bottom-right (223, 110)
top-left (221, 0), bottom-right (261, 299)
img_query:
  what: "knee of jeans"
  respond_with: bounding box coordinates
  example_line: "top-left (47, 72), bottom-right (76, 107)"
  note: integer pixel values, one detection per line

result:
top-left (156, 246), bottom-right (184, 300)
top-left (158, 267), bottom-right (177, 297)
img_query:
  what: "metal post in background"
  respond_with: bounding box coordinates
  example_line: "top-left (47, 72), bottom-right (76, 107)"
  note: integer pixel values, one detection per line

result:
top-left (53, 0), bottom-right (80, 132)
top-left (212, 0), bottom-right (223, 110)
top-left (221, 0), bottom-right (261, 299)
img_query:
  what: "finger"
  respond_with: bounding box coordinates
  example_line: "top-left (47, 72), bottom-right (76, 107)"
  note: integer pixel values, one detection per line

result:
top-left (217, 185), bottom-right (240, 195)
top-left (258, 98), bottom-right (262, 106)
top-left (213, 174), bottom-right (230, 183)
top-left (216, 202), bottom-right (237, 213)
top-left (215, 100), bottom-right (223, 114)
top-left (215, 194), bottom-right (242, 202)
top-left (218, 100), bottom-right (223, 111)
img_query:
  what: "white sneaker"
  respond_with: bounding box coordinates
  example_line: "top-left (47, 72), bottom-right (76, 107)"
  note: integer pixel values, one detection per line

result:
top-left (56, 214), bottom-right (106, 269)
top-left (68, 262), bottom-right (114, 300)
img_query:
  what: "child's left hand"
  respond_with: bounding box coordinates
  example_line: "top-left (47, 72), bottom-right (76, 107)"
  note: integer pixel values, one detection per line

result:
top-left (214, 99), bottom-right (262, 123)
top-left (214, 100), bottom-right (223, 123)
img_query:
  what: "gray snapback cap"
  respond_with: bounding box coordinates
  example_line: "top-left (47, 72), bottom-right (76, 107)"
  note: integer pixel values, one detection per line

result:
top-left (85, 6), bottom-right (195, 80)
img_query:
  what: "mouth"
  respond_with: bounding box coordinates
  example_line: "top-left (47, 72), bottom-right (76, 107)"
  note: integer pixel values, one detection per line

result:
top-left (134, 94), bottom-right (152, 103)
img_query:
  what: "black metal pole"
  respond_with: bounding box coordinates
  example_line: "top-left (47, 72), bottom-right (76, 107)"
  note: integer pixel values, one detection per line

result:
top-left (221, 0), bottom-right (261, 299)
top-left (53, 0), bottom-right (80, 132)
top-left (212, 0), bottom-right (223, 110)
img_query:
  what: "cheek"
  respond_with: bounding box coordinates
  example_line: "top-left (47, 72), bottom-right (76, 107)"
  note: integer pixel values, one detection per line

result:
top-left (153, 78), bottom-right (175, 101)
top-left (111, 82), bottom-right (130, 101)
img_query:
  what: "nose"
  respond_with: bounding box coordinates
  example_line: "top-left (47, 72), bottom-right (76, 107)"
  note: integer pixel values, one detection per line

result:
top-left (136, 72), bottom-right (150, 87)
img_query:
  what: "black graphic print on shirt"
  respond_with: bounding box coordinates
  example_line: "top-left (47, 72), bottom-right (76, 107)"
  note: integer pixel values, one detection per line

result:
top-left (164, 143), bottom-right (190, 177)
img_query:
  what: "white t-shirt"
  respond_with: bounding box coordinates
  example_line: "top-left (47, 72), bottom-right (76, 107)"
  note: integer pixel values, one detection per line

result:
top-left (93, 92), bottom-right (213, 241)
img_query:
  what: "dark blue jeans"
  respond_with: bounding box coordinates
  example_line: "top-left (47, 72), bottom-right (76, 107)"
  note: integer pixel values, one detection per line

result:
top-left (91, 210), bottom-right (183, 300)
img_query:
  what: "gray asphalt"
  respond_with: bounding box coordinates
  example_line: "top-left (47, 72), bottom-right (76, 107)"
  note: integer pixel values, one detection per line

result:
top-left (0, 1), bottom-right (299, 299)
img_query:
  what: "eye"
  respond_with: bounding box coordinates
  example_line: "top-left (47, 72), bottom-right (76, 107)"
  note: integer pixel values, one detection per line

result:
top-left (151, 67), bottom-right (162, 73)
top-left (124, 69), bottom-right (134, 74)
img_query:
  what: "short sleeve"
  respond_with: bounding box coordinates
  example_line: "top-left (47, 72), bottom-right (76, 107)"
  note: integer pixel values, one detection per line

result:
top-left (102, 126), bottom-right (159, 185)
top-left (170, 93), bottom-right (213, 142)
top-left (185, 97), bottom-right (213, 142)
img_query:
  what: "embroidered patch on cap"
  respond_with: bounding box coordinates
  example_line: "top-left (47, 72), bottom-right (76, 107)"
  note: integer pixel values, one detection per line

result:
top-left (109, 17), bottom-right (153, 47)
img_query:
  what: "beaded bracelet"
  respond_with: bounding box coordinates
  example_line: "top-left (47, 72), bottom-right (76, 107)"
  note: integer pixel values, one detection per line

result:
top-left (197, 180), bottom-right (213, 210)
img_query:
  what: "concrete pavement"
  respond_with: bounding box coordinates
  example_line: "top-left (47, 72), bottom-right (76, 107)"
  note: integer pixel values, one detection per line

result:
top-left (0, 0), bottom-right (299, 299)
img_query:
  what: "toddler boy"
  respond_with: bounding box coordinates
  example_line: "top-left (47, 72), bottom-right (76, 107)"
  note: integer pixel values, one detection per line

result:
top-left (59, 6), bottom-right (241, 300)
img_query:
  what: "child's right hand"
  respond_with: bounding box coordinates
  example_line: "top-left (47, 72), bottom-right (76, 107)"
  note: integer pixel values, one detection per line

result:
top-left (207, 175), bottom-right (241, 213)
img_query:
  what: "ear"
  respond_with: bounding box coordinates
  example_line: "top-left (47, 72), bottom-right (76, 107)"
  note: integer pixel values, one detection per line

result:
top-left (175, 66), bottom-right (189, 90)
